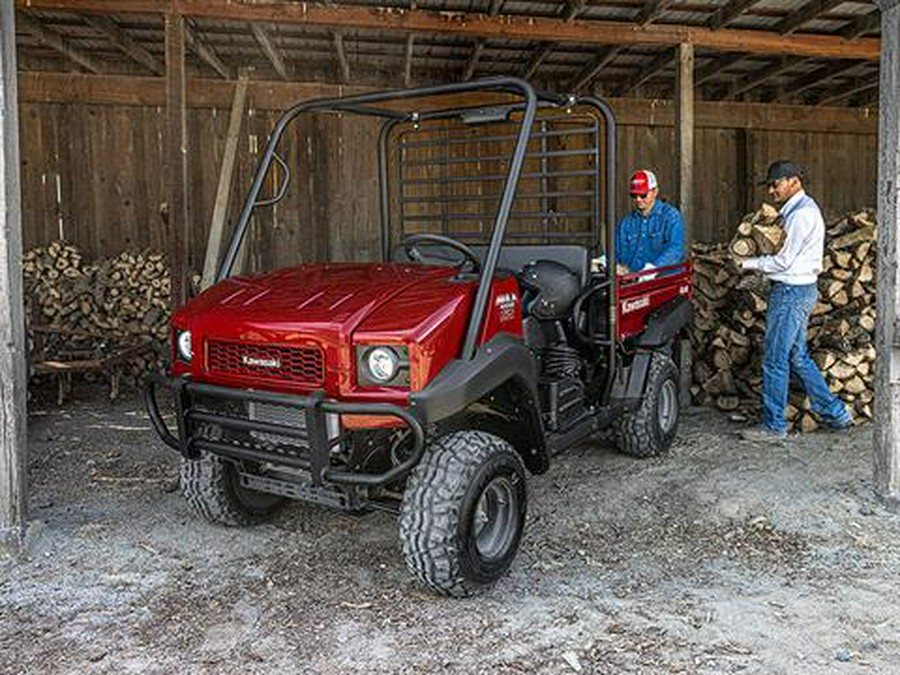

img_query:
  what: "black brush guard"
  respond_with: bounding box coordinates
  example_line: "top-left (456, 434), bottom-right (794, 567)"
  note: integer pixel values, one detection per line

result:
top-left (145, 374), bottom-right (425, 492)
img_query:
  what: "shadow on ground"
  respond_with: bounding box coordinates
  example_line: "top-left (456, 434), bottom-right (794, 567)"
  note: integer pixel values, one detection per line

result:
top-left (1, 387), bottom-right (898, 674)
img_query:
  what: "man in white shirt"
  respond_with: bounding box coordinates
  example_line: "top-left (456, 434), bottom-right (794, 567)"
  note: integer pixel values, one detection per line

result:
top-left (737, 160), bottom-right (852, 441)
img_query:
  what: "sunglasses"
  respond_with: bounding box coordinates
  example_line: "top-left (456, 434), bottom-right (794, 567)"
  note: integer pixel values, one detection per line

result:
top-left (630, 193), bottom-right (651, 199)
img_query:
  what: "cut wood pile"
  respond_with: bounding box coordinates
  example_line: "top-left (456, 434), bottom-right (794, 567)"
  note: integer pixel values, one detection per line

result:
top-left (691, 207), bottom-right (877, 430)
top-left (22, 241), bottom-right (173, 390)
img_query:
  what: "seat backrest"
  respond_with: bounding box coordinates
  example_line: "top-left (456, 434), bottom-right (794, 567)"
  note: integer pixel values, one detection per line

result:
top-left (471, 244), bottom-right (590, 287)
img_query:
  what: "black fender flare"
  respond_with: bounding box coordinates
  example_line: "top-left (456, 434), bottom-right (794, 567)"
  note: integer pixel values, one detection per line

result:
top-left (409, 334), bottom-right (549, 473)
top-left (636, 295), bottom-right (692, 348)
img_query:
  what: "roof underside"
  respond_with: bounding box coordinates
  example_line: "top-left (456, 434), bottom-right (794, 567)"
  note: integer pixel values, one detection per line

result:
top-left (14, 1), bottom-right (883, 108)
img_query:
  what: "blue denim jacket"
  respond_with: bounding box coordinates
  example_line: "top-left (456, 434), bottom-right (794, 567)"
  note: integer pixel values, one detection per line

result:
top-left (615, 200), bottom-right (686, 272)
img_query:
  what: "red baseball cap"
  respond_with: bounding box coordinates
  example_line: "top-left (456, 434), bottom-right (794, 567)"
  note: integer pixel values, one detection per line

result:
top-left (629, 169), bottom-right (658, 196)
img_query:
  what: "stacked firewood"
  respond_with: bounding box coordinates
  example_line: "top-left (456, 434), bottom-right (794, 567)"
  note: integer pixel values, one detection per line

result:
top-left (22, 241), bottom-right (172, 386)
top-left (691, 208), bottom-right (877, 430)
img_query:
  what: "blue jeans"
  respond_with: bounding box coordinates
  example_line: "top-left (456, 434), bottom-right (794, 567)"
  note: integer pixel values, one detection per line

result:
top-left (762, 282), bottom-right (851, 433)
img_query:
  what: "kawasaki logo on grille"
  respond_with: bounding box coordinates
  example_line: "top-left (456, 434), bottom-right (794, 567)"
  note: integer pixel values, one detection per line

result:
top-left (241, 355), bottom-right (281, 369)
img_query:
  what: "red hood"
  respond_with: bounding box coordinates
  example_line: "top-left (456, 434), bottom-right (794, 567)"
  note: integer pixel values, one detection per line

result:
top-left (173, 263), bottom-right (477, 396)
top-left (178, 263), bottom-right (462, 337)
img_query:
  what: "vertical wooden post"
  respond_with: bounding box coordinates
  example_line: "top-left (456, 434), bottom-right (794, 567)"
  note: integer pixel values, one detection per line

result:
top-left (166, 12), bottom-right (189, 309)
top-left (875, 0), bottom-right (900, 511)
top-left (0, 0), bottom-right (28, 550)
top-left (675, 42), bottom-right (694, 243)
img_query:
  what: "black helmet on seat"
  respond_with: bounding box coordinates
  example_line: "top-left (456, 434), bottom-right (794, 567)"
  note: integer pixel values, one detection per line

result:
top-left (519, 260), bottom-right (581, 320)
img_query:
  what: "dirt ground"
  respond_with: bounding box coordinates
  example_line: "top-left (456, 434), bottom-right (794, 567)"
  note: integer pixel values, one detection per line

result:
top-left (1, 384), bottom-right (898, 674)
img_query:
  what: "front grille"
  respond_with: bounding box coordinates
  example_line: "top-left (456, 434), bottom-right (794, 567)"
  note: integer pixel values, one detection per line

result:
top-left (248, 401), bottom-right (341, 452)
top-left (206, 339), bottom-right (325, 385)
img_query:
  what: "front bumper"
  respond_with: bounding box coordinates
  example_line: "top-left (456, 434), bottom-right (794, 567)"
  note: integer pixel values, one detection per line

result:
top-left (145, 373), bottom-right (425, 490)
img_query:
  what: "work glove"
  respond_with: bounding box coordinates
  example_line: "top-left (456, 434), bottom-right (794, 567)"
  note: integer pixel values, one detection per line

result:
top-left (637, 262), bottom-right (657, 283)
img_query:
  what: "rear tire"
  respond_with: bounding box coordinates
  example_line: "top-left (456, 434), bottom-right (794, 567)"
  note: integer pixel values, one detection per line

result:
top-left (399, 431), bottom-right (527, 597)
top-left (613, 351), bottom-right (680, 458)
top-left (180, 454), bottom-right (284, 526)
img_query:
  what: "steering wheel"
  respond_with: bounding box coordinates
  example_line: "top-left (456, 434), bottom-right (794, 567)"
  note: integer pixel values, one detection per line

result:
top-left (400, 234), bottom-right (481, 273)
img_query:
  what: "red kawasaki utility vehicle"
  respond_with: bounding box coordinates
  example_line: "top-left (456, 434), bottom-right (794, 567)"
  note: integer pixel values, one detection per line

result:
top-left (147, 78), bottom-right (692, 596)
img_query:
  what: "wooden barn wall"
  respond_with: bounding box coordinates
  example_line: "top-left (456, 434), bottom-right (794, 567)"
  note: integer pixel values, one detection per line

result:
top-left (616, 126), bottom-right (878, 243)
top-left (17, 100), bottom-right (877, 271)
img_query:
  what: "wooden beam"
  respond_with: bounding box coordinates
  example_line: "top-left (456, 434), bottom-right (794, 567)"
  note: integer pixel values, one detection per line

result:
top-left (874, 0), bottom-right (900, 511)
top-left (16, 1), bottom-right (880, 61)
top-left (775, 0), bottom-right (845, 35)
top-left (675, 42), bottom-right (694, 240)
top-left (462, 38), bottom-right (485, 82)
top-left (18, 0), bottom-right (167, 11)
top-left (165, 12), bottom-right (189, 309)
top-left (403, 33), bottom-right (414, 88)
top-left (721, 56), bottom-right (810, 100)
top-left (815, 72), bottom-right (880, 106)
top-left (774, 60), bottom-right (865, 102)
top-left (332, 31), bottom-right (350, 84)
top-left (520, 42), bottom-right (553, 80)
top-left (568, 46), bottom-right (624, 93)
top-left (184, 18), bottom-right (231, 79)
top-left (709, 0), bottom-right (762, 31)
top-left (202, 73), bottom-right (248, 290)
top-left (252, 23), bottom-right (289, 81)
top-left (0, 0), bottom-right (28, 552)
top-left (83, 14), bottom-right (163, 75)
top-left (17, 12), bottom-right (103, 73)
top-left (15, 71), bottom-right (881, 134)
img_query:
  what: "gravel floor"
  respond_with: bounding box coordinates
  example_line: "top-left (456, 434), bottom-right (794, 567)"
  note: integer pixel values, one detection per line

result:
top-left (1, 386), bottom-right (898, 674)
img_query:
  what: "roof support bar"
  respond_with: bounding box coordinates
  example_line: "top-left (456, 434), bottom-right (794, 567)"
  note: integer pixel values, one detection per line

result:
top-left (252, 23), bottom-right (289, 81)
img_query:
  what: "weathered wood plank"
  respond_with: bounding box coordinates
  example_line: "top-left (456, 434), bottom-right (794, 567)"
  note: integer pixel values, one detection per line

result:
top-left (165, 12), bottom-right (188, 307)
top-left (0, 0), bottom-right (28, 549)
top-left (875, 0), bottom-right (900, 511)
top-left (676, 42), bottom-right (694, 241)
top-left (202, 74), bottom-right (247, 289)
top-left (16, 72), bottom-right (881, 135)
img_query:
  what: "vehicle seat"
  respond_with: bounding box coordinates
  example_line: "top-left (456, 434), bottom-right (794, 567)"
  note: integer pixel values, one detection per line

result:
top-left (470, 244), bottom-right (590, 287)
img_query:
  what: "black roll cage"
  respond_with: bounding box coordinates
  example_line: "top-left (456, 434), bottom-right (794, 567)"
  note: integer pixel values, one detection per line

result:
top-left (216, 76), bottom-right (617, 365)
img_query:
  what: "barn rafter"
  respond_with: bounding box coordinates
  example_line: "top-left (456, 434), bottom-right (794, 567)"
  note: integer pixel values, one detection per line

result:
top-left (8, 2), bottom-right (885, 108)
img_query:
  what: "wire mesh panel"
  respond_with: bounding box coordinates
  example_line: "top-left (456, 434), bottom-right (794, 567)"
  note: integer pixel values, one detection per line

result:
top-left (393, 107), bottom-right (604, 249)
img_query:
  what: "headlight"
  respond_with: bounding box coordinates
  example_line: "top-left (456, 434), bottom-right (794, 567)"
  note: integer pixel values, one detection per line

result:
top-left (356, 345), bottom-right (409, 386)
top-left (368, 347), bottom-right (399, 382)
top-left (176, 330), bottom-right (192, 362)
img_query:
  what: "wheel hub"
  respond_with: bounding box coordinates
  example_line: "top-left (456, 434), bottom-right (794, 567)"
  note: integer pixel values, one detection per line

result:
top-left (658, 379), bottom-right (678, 434)
top-left (473, 476), bottom-right (519, 561)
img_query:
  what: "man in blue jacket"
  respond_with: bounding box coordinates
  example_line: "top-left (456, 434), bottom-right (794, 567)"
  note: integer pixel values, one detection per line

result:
top-left (615, 169), bottom-right (686, 276)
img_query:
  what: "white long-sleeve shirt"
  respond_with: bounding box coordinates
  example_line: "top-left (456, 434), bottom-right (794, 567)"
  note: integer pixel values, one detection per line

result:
top-left (741, 190), bottom-right (823, 285)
